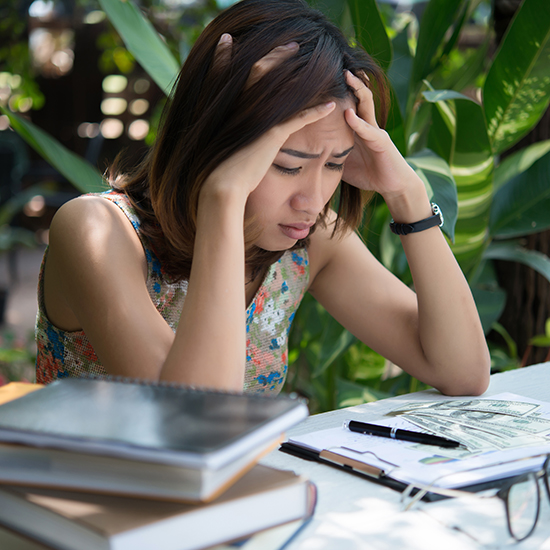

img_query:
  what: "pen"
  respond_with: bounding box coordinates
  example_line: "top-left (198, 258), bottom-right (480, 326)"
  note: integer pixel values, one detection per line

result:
top-left (344, 420), bottom-right (461, 448)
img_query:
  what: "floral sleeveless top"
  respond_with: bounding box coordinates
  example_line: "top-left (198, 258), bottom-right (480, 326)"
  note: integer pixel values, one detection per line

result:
top-left (35, 190), bottom-right (310, 394)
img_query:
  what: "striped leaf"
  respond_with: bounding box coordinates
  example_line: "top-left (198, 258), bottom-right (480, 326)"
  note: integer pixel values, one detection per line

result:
top-left (423, 90), bottom-right (494, 277)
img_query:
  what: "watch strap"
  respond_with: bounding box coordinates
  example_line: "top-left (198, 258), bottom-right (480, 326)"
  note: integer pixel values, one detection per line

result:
top-left (389, 203), bottom-right (443, 236)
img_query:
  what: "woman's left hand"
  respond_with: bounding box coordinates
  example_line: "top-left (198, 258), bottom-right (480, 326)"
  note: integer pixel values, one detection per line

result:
top-left (342, 71), bottom-right (422, 200)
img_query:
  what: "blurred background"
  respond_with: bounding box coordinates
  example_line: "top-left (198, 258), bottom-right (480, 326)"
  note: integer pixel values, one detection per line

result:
top-left (1, 0), bottom-right (549, 412)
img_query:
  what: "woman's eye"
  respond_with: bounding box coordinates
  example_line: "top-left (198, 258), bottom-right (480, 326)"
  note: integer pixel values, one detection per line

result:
top-left (326, 162), bottom-right (344, 172)
top-left (273, 164), bottom-right (301, 176)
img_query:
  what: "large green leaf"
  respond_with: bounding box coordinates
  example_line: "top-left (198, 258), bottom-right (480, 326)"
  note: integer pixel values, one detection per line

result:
top-left (493, 140), bottom-right (550, 191)
top-left (406, 149), bottom-right (458, 241)
top-left (484, 0), bottom-right (550, 155)
top-left (385, 85), bottom-right (407, 155)
top-left (387, 21), bottom-right (412, 152)
top-left (1, 108), bottom-right (107, 194)
top-left (410, 0), bottom-right (466, 97)
top-left (472, 286), bottom-right (507, 335)
top-left (98, 0), bottom-right (180, 96)
top-left (489, 149), bottom-right (550, 238)
top-left (308, 0), bottom-right (347, 25)
top-left (312, 316), bottom-right (356, 376)
top-left (483, 241), bottom-right (550, 284)
top-left (470, 260), bottom-right (506, 334)
top-left (336, 376), bottom-right (388, 408)
top-left (431, 37), bottom-right (490, 93)
top-left (423, 90), bottom-right (494, 276)
top-left (347, 0), bottom-right (392, 70)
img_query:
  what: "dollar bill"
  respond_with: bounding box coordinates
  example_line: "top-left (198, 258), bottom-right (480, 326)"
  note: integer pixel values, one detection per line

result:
top-left (401, 414), bottom-right (498, 451)
top-left (402, 414), bottom-right (546, 452)
top-left (389, 398), bottom-right (540, 417)
top-left (406, 408), bottom-right (550, 436)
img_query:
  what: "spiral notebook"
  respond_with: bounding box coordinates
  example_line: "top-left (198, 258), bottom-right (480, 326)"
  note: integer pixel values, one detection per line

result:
top-left (0, 378), bottom-right (308, 501)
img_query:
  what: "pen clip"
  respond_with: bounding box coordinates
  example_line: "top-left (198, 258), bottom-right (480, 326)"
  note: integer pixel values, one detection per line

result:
top-left (319, 449), bottom-right (384, 479)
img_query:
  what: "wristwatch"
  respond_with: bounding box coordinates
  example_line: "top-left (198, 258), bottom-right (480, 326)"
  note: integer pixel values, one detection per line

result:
top-left (389, 203), bottom-right (444, 236)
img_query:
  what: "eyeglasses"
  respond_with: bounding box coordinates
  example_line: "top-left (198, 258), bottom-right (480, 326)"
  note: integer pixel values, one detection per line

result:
top-left (401, 454), bottom-right (550, 542)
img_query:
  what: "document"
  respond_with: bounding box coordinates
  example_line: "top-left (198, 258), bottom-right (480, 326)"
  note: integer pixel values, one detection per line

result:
top-left (287, 393), bottom-right (550, 490)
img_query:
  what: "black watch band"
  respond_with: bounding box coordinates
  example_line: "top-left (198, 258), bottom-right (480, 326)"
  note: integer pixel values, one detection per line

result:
top-left (389, 203), bottom-right (444, 236)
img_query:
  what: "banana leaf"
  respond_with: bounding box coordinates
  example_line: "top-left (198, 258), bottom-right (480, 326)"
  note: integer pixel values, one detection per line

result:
top-left (98, 0), bottom-right (180, 96)
top-left (1, 108), bottom-right (107, 194)
top-left (423, 90), bottom-right (494, 277)
top-left (483, 241), bottom-right (550, 284)
top-left (347, 0), bottom-right (392, 71)
top-left (484, 0), bottom-right (550, 154)
top-left (489, 149), bottom-right (550, 238)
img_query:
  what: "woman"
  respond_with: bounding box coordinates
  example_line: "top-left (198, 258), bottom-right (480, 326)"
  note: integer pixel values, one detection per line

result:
top-left (36, 0), bottom-right (490, 395)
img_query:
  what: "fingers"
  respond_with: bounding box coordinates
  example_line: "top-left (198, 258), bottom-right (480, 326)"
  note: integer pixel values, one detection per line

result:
top-left (245, 42), bottom-right (299, 90)
top-left (346, 70), bottom-right (378, 128)
top-left (344, 108), bottom-right (391, 156)
top-left (213, 33), bottom-right (233, 71)
top-left (276, 101), bottom-right (336, 138)
top-left (344, 108), bottom-right (378, 142)
top-left (213, 35), bottom-right (299, 89)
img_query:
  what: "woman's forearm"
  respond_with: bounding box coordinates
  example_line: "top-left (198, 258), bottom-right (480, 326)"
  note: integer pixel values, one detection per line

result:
top-left (159, 188), bottom-right (248, 390)
top-left (385, 181), bottom-right (491, 395)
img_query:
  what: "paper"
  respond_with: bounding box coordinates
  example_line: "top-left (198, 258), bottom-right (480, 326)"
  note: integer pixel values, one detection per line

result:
top-left (388, 392), bottom-right (550, 452)
top-left (288, 393), bottom-right (550, 489)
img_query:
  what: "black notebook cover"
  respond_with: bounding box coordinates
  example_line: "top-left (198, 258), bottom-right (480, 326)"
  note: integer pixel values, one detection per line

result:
top-left (0, 378), bottom-right (308, 470)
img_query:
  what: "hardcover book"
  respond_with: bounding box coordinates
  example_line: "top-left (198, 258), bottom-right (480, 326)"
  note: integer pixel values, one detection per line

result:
top-left (0, 464), bottom-right (316, 550)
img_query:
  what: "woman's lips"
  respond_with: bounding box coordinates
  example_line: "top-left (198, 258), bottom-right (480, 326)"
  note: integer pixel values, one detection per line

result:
top-left (279, 223), bottom-right (312, 240)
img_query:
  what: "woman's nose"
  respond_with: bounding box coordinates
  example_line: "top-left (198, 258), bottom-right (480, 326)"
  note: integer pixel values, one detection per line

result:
top-left (290, 172), bottom-right (328, 215)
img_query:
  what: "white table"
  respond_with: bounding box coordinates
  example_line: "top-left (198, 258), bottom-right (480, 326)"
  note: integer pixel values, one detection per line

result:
top-left (261, 362), bottom-right (550, 550)
top-left (0, 364), bottom-right (549, 549)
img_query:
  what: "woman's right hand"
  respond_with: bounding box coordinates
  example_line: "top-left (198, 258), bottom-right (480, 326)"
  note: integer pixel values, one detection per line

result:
top-left (201, 34), bottom-right (336, 202)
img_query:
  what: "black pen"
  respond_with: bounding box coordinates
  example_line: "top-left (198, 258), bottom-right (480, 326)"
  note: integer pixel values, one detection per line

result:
top-left (344, 420), bottom-right (461, 448)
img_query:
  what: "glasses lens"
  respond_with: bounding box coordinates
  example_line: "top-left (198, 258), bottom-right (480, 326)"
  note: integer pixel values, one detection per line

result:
top-left (507, 474), bottom-right (539, 541)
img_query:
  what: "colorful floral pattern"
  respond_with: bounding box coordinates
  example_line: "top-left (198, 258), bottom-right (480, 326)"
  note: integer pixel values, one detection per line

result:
top-left (35, 190), bottom-right (310, 394)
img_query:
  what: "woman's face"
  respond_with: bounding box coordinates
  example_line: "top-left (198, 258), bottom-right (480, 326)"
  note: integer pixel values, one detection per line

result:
top-left (245, 98), bottom-right (356, 251)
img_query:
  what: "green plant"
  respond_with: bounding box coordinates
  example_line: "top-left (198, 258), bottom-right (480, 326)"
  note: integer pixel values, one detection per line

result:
top-left (0, 329), bottom-right (37, 385)
top-left (523, 318), bottom-right (550, 366)
top-left (2, 0), bottom-right (550, 412)
top-left (291, 0), bottom-right (550, 410)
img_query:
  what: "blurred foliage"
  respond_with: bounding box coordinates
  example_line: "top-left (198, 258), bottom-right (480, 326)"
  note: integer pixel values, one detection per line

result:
top-left (0, 2), bottom-right (45, 113)
top-left (0, 329), bottom-right (36, 386)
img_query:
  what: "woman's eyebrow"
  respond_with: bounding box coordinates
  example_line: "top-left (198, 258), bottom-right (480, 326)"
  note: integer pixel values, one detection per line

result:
top-left (280, 146), bottom-right (354, 159)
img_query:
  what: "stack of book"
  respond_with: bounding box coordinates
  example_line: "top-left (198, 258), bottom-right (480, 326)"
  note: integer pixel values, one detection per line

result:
top-left (0, 378), bottom-right (316, 550)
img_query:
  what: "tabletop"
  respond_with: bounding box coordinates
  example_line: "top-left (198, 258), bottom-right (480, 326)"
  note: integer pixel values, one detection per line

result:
top-left (260, 361), bottom-right (550, 550)
top-left (0, 364), bottom-right (548, 550)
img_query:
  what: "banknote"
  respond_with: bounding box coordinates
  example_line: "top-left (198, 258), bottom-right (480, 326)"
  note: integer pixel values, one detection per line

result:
top-left (402, 414), bottom-right (546, 452)
top-left (405, 408), bottom-right (550, 436)
top-left (389, 398), bottom-right (540, 417)
top-left (401, 414), bottom-right (500, 451)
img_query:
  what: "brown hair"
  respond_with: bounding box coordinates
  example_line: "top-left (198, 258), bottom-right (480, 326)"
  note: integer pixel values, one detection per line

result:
top-left (112, 0), bottom-right (389, 281)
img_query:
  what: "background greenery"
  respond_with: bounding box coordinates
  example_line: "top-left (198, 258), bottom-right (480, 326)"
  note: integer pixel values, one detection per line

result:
top-left (2, 0), bottom-right (549, 411)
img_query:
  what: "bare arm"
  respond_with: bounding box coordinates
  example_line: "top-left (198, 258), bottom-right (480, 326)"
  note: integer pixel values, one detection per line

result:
top-left (308, 72), bottom-right (490, 396)
top-left (44, 102), bottom-right (336, 392)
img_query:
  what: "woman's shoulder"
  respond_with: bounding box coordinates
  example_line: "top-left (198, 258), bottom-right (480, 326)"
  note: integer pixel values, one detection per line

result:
top-left (51, 191), bottom-right (132, 234)
top-left (49, 191), bottom-right (145, 268)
